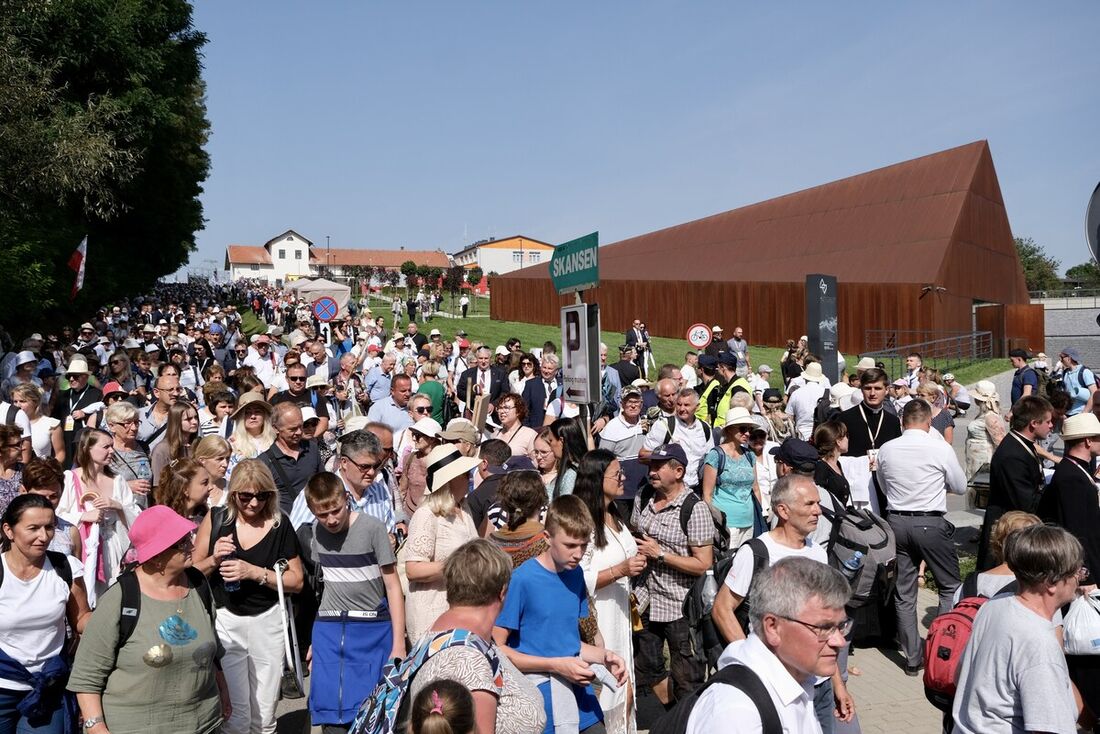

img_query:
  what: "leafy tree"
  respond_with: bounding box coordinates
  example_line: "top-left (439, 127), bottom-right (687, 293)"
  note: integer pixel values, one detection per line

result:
top-left (1015, 237), bottom-right (1061, 293)
top-left (400, 260), bottom-right (418, 293)
top-left (415, 264), bottom-right (432, 283)
top-left (385, 269), bottom-right (401, 290)
top-left (0, 0), bottom-right (210, 329)
top-left (465, 267), bottom-right (483, 313)
top-left (1065, 261), bottom-right (1100, 288)
top-left (443, 266), bottom-right (465, 311)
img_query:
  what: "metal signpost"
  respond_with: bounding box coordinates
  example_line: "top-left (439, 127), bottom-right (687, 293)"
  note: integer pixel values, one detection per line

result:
top-left (806, 274), bottom-right (839, 383)
top-left (554, 233), bottom-right (600, 423)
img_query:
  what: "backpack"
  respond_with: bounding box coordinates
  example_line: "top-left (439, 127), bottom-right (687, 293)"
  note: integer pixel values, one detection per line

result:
top-left (115, 567), bottom-right (215, 659)
top-left (0, 550), bottom-right (72, 589)
top-left (923, 574), bottom-right (1017, 711)
top-left (1033, 367), bottom-right (1054, 400)
top-left (730, 538), bottom-right (769, 639)
top-left (2, 404), bottom-right (18, 427)
top-left (661, 416), bottom-right (714, 486)
top-left (818, 503), bottom-right (897, 607)
top-left (650, 663), bottom-right (781, 734)
top-left (349, 629), bottom-right (501, 734)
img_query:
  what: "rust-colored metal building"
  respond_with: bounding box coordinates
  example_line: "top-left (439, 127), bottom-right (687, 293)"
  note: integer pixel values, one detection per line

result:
top-left (492, 141), bottom-right (1042, 354)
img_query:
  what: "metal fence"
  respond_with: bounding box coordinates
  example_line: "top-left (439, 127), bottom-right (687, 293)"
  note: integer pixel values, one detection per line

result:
top-left (862, 330), bottom-right (994, 380)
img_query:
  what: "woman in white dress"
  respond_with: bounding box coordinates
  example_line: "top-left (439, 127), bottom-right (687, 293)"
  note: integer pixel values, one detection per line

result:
top-left (11, 383), bottom-right (64, 463)
top-left (57, 429), bottom-right (141, 605)
top-left (964, 381), bottom-right (1005, 479)
top-left (574, 449), bottom-right (647, 734)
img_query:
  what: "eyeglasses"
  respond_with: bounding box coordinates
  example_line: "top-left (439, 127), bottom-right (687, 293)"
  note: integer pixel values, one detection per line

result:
top-left (287, 376), bottom-right (306, 382)
top-left (1, 442), bottom-right (21, 450)
top-left (343, 455), bottom-right (382, 474)
top-left (605, 470), bottom-right (626, 484)
top-left (730, 425), bottom-right (752, 433)
top-left (776, 615), bottom-right (853, 642)
top-left (110, 358), bottom-right (125, 364)
top-left (1074, 567), bottom-right (1090, 582)
top-left (174, 537), bottom-right (195, 552)
top-left (235, 490), bottom-right (275, 505)
top-left (111, 419), bottom-right (138, 427)
top-left (413, 406), bottom-right (431, 414)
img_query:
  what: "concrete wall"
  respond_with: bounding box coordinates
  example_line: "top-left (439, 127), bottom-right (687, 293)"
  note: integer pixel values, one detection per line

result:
top-left (1045, 306), bottom-right (1100, 365)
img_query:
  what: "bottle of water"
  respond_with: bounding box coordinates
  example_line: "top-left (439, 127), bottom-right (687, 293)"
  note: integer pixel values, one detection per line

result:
top-left (700, 569), bottom-right (718, 614)
top-left (840, 551), bottom-right (864, 583)
top-left (223, 551), bottom-right (240, 592)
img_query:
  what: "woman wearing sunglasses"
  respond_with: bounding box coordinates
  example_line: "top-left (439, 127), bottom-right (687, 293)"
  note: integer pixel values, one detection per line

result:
top-left (193, 459), bottom-right (303, 734)
top-left (701, 407), bottom-right (763, 548)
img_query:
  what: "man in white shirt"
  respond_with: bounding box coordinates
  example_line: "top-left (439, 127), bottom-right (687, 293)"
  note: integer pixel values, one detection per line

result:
top-left (875, 398), bottom-right (967, 675)
top-left (687, 557), bottom-right (852, 734)
top-left (681, 351), bottom-right (699, 390)
top-left (785, 362), bottom-right (828, 440)
top-left (598, 386), bottom-right (646, 508)
top-left (243, 335), bottom-right (279, 388)
top-left (749, 364), bottom-right (772, 413)
top-left (711, 473), bottom-right (856, 731)
top-left (640, 388), bottom-right (714, 489)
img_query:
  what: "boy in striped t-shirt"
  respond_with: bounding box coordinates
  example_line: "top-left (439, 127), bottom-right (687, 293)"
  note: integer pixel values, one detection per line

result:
top-left (299, 472), bottom-right (406, 732)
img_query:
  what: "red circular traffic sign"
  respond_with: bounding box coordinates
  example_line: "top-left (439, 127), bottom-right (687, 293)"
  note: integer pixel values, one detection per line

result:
top-left (686, 323), bottom-right (712, 349)
top-left (312, 296), bottom-right (339, 323)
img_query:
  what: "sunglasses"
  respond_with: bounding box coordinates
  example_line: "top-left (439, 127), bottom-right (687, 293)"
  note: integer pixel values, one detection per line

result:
top-left (413, 406), bottom-right (431, 414)
top-left (287, 376), bottom-right (306, 382)
top-left (343, 456), bottom-right (382, 474)
top-left (235, 491), bottom-right (275, 505)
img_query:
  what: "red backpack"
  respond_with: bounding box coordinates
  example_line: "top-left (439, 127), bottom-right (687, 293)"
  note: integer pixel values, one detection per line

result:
top-left (923, 575), bottom-right (1017, 711)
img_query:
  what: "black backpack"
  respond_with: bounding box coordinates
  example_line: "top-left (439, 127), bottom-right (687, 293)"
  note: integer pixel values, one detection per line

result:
top-left (650, 663), bottom-right (781, 734)
top-left (115, 567), bottom-right (215, 657)
top-left (731, 538), bottom-right (770, 638)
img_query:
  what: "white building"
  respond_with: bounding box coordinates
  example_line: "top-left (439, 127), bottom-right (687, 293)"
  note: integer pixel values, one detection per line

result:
top-left (225, 230), bottom-right (450, 285)
top-left (450, 235), bottom-right (555, 276)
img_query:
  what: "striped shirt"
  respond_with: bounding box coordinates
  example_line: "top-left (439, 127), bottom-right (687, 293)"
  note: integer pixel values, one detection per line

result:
top-left (299, 513), bottom-right (396, 614)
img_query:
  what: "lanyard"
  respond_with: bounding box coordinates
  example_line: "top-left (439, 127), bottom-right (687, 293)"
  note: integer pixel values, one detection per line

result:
top-left (858, 404), bottom-right (885, 447)
top-left (1007, 430), bottom-right (1041, 469)
top-left (1065, 456), bottom-right (1096, 485)
top-left (68, 386), bottom-right (89, 415)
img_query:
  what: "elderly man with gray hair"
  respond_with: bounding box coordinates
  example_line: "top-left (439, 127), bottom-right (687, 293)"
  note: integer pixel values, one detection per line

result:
top-left (683, 557), bottom-right (851, 734)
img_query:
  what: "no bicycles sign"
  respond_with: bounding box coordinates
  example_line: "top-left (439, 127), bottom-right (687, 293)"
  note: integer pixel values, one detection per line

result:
top-left (686, 323), bottom-right (712, 349)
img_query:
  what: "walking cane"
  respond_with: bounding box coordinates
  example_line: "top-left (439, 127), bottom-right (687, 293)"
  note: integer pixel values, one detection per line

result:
top-left (275, 559), bottom-right (305, 699)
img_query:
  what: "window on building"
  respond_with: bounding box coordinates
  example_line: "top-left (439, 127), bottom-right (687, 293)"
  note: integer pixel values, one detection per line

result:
top-left (250, 263), bottom-right (259, 271)
top-left (278, 249), bottom-right (286, 259)
top-left (513, 251), bottom-right (523, 263)
top-left (295, 251), bottom-right (302, 260)
top-left (528, 252), bottom-right (541, 263)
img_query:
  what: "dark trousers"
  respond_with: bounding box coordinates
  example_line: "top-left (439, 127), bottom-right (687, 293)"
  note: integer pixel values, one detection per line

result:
top-left (0, 687), bottom-right (67, 734)
top-left (635, 614), bottom-right (705, 703)
top-left (461, 304), bottom-right (468, 318)
top-left (887, 513), bottom-right (960, 667)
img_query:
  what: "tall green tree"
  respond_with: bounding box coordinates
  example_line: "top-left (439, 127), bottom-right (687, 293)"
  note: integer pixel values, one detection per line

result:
top-left (1065, 261), bottom-right (1100, 288)
top-left (465, 267), bottom-right (483, 314)
top-left (1014, 237), bottom-right (1061, 293)
top-left (0, 0), bottom-right (210, 329)
top-left (400, 260), bottom-right (418, 293)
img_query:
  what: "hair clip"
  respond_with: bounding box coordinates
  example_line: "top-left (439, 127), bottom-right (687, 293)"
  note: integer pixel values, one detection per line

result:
top-left (430, 690), bottom-right (444, 715)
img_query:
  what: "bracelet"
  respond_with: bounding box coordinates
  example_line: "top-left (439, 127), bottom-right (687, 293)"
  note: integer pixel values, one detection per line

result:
top-left (261, 570), bottom-right (269, 587)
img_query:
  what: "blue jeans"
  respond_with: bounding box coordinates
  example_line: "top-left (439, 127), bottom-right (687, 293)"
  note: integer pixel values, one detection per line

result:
top-left (0, 687), bottom-right (68, 734)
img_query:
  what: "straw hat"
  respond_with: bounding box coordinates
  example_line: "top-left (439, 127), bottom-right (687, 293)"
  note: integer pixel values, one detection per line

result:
top-left (722, 407), bottom-right (758, 429)
top-left (231, 392), bottom-right (272, 419)
top-left (971, 381), bottom-right (999, 404)
top-left (424, 444), bottom-right (481, 493)
top-left (65, 356), bottom-right (91, 375)
top-left (1061, 413), bottom-right (1100, 441)
top-left (802, 362), bottom-right (827, 383)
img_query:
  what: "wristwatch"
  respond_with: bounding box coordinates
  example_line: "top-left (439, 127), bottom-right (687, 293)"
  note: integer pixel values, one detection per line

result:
top-left (84, 717), bottom-right (104, 730)
top-left (657, 551), bottom-right (666, 564)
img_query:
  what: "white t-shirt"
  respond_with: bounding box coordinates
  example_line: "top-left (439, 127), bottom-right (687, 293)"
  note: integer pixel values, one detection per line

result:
top-left (0, 553), bottom-right (83, 691)
top-left (642, 417), bottom-right (713, 488)
top-left (0, 401), bottom-right (32, 440)
top-left (785, 381), bottom-right (826, 441)
top-left (29, 416), bottom-right (60, 459)
top-left (724, 532), bottom-right (828, 598)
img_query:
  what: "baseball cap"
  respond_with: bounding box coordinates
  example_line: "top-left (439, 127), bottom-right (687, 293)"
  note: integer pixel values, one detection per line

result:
top-left (458, 339), bottom-right (470, 349)
top-left (440, 419), bottom-right (479, 444)
top-left (647, 443), bottom-right (688, 466)
top-left (717, 352), bottom-right (738, 367)
top-left (698, 355), bottom-right (718, 369)
top-left (494, 345), bottom-right (509, 356)
top-left (757, 364), bottom-right (773, 373)
top-left (770, 439), bottom-right (818, 471)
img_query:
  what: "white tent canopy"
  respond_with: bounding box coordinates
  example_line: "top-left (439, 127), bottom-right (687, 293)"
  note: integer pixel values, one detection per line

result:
top-left (291, 277), bottom-right (351, 319)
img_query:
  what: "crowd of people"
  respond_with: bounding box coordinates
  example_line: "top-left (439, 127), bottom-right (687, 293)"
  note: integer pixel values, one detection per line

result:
top-left (0, 281), bottom-right (1095, 734)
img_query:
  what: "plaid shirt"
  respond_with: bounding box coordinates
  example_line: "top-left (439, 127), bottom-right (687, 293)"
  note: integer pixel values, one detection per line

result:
top-left (632, 486), bottom-right (714, 623)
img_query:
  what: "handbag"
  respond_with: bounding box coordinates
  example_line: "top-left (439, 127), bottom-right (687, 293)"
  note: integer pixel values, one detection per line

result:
top-left (1063, 590), bottom-right (1100, 656)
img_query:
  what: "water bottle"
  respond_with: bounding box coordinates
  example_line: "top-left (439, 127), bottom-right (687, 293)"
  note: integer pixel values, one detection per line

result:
top-left (223, 551), bottom-right (240, 592)
top-left (840, 551), bottom-right (864, 583)
top-left (700, 569), bottom-right (719, 614)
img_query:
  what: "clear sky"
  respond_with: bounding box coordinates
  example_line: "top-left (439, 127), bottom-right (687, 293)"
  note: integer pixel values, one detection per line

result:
top-left (186, 1), bottom-right (1100, 278)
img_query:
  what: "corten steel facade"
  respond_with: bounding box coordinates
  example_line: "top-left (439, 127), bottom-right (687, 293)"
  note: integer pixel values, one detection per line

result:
top-left (492, 141), bottom-right (1039, 355)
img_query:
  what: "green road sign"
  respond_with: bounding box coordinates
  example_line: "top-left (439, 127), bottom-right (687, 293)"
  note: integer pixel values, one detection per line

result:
top-left (550, 232), bottom-right (599, 295)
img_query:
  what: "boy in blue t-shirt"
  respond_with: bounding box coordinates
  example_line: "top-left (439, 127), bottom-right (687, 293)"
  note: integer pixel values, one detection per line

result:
top-left (494, 495), bottom-right (627, 734)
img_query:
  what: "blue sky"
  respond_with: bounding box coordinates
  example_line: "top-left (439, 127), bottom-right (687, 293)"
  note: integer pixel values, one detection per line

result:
top-left (187, 2), bottom-right (1100, 277)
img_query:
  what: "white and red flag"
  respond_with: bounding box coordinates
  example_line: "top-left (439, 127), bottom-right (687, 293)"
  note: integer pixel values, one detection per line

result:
top-left (68, 236), bottom-right (87, 299)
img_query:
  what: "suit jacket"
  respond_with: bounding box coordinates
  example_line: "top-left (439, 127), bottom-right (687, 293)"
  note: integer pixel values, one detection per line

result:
top-left (521, 377), bottom-right (561, 428)
top-left (457, 366), bottom-right (506, 406)
top-left (611, 360), bottom-right (640, 387)
top-left (838, 404), bottom-right (902, 457)
top-left (1039, 455), bottom-right (1100, 582)
top-left (977, 430), bottom-right (1043, 570)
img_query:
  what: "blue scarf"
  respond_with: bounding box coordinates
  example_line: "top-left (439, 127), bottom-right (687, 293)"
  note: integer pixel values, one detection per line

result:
top-left (0, 647), bottom-right (74, 732)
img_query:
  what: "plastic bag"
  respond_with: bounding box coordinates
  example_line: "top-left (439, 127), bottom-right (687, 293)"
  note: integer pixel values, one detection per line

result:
top-left (1063, 590), bottom-right (1100, 656)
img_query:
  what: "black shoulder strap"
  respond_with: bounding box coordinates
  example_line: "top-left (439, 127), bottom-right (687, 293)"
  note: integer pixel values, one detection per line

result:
top-left (960, 572), bottom-right (979, 600)
top-left (45, 551), bottom-right (72, 588)
top-left (263, 446), bottom-right (294, 493)
top-left (664, 415), bottom-right (676, 444)
top-left (208, 505), bottom-right (226, 557)
top-left (701, 421), bottom-right (712, 443)
top-left (710, 665), bottom-right (782, 734)
top-left (185, 566), bottom-right (215, 624)
top-left (4, 405), bottom-right (16, 426)
top-left (678, 493), bottom-right (700, 537)
top-left (746, 537), bottom-right (769, 578)
top-left (117, 571), bottom-right (141, 650)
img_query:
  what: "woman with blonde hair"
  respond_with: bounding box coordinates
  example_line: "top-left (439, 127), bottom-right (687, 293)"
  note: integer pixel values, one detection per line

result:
top-left (914, 382), bottom-right (955, 444)
top-left (226, 394), bottom-right (275, 479)
top-left (404, 444), bottom-right (480, 641)
top-left (531, 428), bottom-right (558, 492)
top-left (952, 510), bottom-right (1041, 603)
top-left (103, 350), bottom-right (135, 393)
top-left (11, 382), bottom-right (64, 464)
top-left (58, 429), bottom-right (141, 603)
top-left (192, 436), bottom-right (232, 506)
top-left (192, 459), bottom-right (303, 734)
top-left (964, 381), bottom-right (1005, 479)
top-left (150, 401), bottom-right (200, 489)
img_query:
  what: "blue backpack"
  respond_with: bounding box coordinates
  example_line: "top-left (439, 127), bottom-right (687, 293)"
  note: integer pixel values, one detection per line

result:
top-left (349, 629), bottom-right (501, 734)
